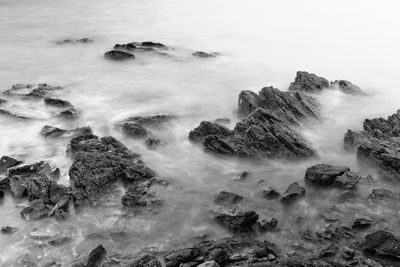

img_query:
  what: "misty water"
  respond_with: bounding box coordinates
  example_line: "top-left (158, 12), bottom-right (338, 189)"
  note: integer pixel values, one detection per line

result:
top-left (1, 0), bottom-right (400, 265)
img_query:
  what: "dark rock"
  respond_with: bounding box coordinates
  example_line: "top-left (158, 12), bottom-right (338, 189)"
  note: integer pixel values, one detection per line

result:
top-left (20, 199), bottom-right (51, 221)
top-left (334, 171), bottom-right (361, 189)
top-left (122, 122), bottom-right (149, 138)
top-left (121, 184), bottom-right (160, 208)
top-left (342, 246), bottom-right (355, 260)
top-left (8, 161), bottom-right (54, 178)
top-left (369, 188), bottom-right (399, 201)
top-left (86, 245), bottom-right (107, 267)
top-left (331, 80), bottom-right (366, 96)
top-left (114, 42), bottom-right (137, 51)
top-left (304, 164), bottom-right (350, 186)
top-left (121, 254), bottom-right (162, 267)
top-left (205, 248), bottom-right (229, 265)
top-left (40, 125), bottom-right (68, 138)
top-left (364, 230), bottom-right (400, 258)
top-left (192, 51), bottom-right (218, 58)
top-left (140, 41), bottom-right (166, 48)
top-left (352, 215), bottom-right (373, 229)
top-left (145, 137), bottom-right (161, 149)
top-left (0, 109), bottom-right (31, 120)
top-left (59, 108), bottom-right (78, 119)
top-left (256, 218), bottom-right (278, 232)
top-left (0, 177), bottom-right (10, 191)
top-left (4, 83), bottom-right (63, 98)
top-left (288, 71), bottom-right (330, 93)
top-left (214, 191), bottom-right (243, 206)
top-left (56, 38), bottom-right (93, 44)
top-left (68, 134), bottom-right (155, 203)
top-left (189, 121), bottom-right (232, 142)
top-left (262, 187), bottom-right (281, 199)
top-left (0, 190), bottom-right (4, 198)
top-left (10, 176), bottom-right (26, 197)
top-left (44, 97), bottom-right (72, 108)
top-left (25, 174), bottom-right (69, 204)
top-left (104, 50), bottom-right (135, 61)
top-left (281, 182), bottom-right (305, 203)
top-left (319, 243), bottom-right (338, 257)
top-left (124, 114), bottom-right (177, 127)
top-left (164, 247), bottom-right (201, 267)
top-left (214, 210), bottom-right (259, 232)
top-left (1, 226), bottom-right (17, 234)
top-left (0, 156), bottom-right (22, 173)
top-left (237, 86), bottom-right (320, 125)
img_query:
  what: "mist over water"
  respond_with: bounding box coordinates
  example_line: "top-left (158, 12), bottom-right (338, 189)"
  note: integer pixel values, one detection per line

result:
top-left (1, 0), bottom-right (400, 265)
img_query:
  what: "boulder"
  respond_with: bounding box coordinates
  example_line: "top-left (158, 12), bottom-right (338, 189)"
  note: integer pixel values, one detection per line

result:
top-left (40, 125), bottom-right (68, 138)
top-left (262, 187), bottom-right (280, 199)
top-left (25, 174), bottom-right (69, 204)
top-left (214, 210), bottom-right (259, 232)
top-left (44, 97), bottom-right (73, 108)
top-left (364, 230), bottom-right (400, 258)
top-left (288, 71), bottom-right (330, 93)
top-left (8, 161), bottom-right (55, 178)
top-left (122, 122), bottom-right (149, 138)
top-left (214, 191), bottom-right (243, 206)
top-left (0, 156), bottom-right (21, 173)
top-left (10, 176), bottom-right (26, 197)
top-left (104, 50), bottom-right (135, 61)
top-left (334, 171), bottom-right (361, 189)
top-left (1, 226), bottom-right (17, 234)
top-left (304, 164), bottom-right (350, 186)
top-left (189, 121), bottom-right (232, 142)
top-left (124, 114), bottom-right (177, 127)
top-left (59, 108), bottom-right (78, 119)
top-left (20, 199), bottom-right (51, 221)
top-left (280, 182), bottom-right (305, 203)
top-left (192, 51), bottom-right (218, 58)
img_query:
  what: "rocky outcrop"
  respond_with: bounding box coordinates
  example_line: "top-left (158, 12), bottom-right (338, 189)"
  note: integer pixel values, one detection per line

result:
top-left (68, 134), bottom-right (155, 205)
top-left (104, 50), bottom-right (135, 61)
top-left (344, 110), bottom-right (400, 182)
top-left (331, 80), bottom-right (366, 96)
top-left (289, 71), bottom-right (330, 93)
top-left (110, 41), bottom-right (168, 58)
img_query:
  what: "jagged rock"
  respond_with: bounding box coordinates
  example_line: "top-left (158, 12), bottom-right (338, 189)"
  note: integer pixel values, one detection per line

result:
top-left (1, 226), bottom-right (17, 234)
top-left (68, 134), bottom-right (155, 203)
top-left (145, 137), bottom-right (161, 149)
top-left (352, 215), bottom-right (373, 229)
top-left (189, 121), bottom-right (232, 142)
top-left (319, 243), bottom-right (338, 257)
top-left (25, 174), bottom-right (69, 204)
top-left (334, 171), bottom-right (361, 189)
top-left (214, 191), bottom-right (243, 206)
top-left (192, 51), bottom-right (218, 58)
top-left (44, 97), bottom-right (72, 108)
top-left (305, 164), bottom-right (350, 186)
top-left (0, 156), bottom-right (21, 173)
top-left (121, 184), bottom-right (160, 208)
top-left (369, 188), bottom-right (400, 201)
top-left (121, 254), bottom-right (162, 267)
top-left (280, 182), bottom-right (305, 203)
top-left (364, 230), bottom-right (400, 258)
top-left (214, 210), bottom-right (259, 232)
top-left (10, 176), bottom-right (26, 197)
top-left (331, 80), bottom-right (366, 96)
top-left (262, 187), bottom-right (280, 199)
top-left (104, 50), bottom-right (135, 60)
top-left (122, 122), bottom-right (149, 138)
top-left (56, 38), bottom-right (93, 44)
top-left (20, 199), bottom-right (51, 221)
top-left (40, 125), bottom-right (68, 138)
top-left (288, 71), bottom-right (330, 93)
top-left (8, 161), bottom-right (54, 178)
top-left (237, 86), bottom-right (319, 125)
top-left (124, 114), bottom-right (177, 127)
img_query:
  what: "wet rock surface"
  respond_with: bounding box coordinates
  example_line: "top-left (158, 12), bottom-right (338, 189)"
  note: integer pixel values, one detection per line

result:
top-left (305, 164), bottom-right (350, 186)
top-left (288, 71), bottom-right (330, 93)
top-left (4, 83), bottom-right (63, 98)
top-left (214, 191), bottom-right (243, 206)
top-left (193, 51), bottom-right (218, 58)
top-left (0, 156), bottom-right (22, 173)
top-left (214, 210), bottom-right (259, 232)
top-left (104, 50), bottom-right (136, 60)
top-left (44, 97), bottom-right (73, 108)
top-left (56, 38), bottom-right (93, 44)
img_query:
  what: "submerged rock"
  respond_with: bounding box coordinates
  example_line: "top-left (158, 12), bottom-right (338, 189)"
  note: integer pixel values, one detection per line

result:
top-left (331, 80), bottom-right (366, 96)
top-left (4, 83), bottom-right (63, 98)
top-left (44, 97), bottom-right (73, 108)
top-left (192, 51), bottom-right (218, 58)
top-left (124, 114), bottom-right (177, 127)
top-left (214, 191), bottom-right (243, 206)
top-left (145, 137), bottom-right (161, 149)
top-left (1, 226), bottom-right (17, 234)
top-left (369, 188), bottom-right (400, 201)
top-left (304, 164), bottom-right (350, 186)
top-left (334, 171), bottom-right (361, 189)
top-left (59, 108), bottom-right (78, 119)
top-left (121, 184), bottom-right (160, 208)
top-left (20, 199), bottom-right (51, 221)
top-left (214, 210), bottom-right (259, 232)
top-left (0, 156), bottom-right (21, 173)
top-left (56, 38), bottom-right (93, 44)
top-left (281, 182), bottom-right (305, 203)
top-left (256, 217), bottom-right (278, 232)
top-left (0, 109), bottom-right (32, 120)
top-left (262, 187), bottom-right (281, 199)
top-left (288, 71), bottom-right (330, 93)
top-left (104, 50), bottom-right (135, 61)
top-left (40, 125), bottom-right (68, 138)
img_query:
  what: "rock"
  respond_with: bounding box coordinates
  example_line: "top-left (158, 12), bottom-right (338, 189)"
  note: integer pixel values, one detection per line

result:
top-left (86, 245), bottom-right (107, 267)
top-left (124, 114), bottom-right (177, 127)
top-left (319, 243), bottom-right (338, 257)
top-left (304, 164), bottom-right (350, 186)
top-left (68, 134), bottom-right (155, 203)
top-left (0, 156), bottom-right (21, 173)
top-left (59, 108), bottom-right (78, 119)
top-left (213, 118), bottom-right (230, 125)
top-left (121, 254), bottom-right (162, 267)
top-left (25, 174), bottom-right (69, 204)
top-left (237, 86), bottom-right (320, 125)
top-left (288, 71), bottom-right (330, 93)
top-left (214, 191), bottom-right (243, 206)
top-left (164, 247), bottom-right (201, 267)
top-left (256, 218), bottom-right (278, 232)
top-left (122, 122), bottom-right (149, 138)
top-left (341, 246), bottom-right (355, 260)
top-left (44, 97), bottom-right (72, 108)
top-left (145, 137), bottom-right (161, 149)
top-left (140, 41), bottom-right (166, 48)
top-left (281, 182), bottom-right (305, 203)
top-left (331, 80), bottom-right (366, 96)
top-left (56, 38), bottom-right (93, 44)
top-left (369, 188), bottom-right (399, 201)
top-left (205, 248), bottom-right (229, 265)
top-left (4, 83), bottom-right (63, 98)
top-left (48, 235), bottom-right (70, 246)
top-left (0, 177), bottom-right (10, 191)
top-left (334, 171), bottom-right (361, 189)
top-left (40, 125), bottom-right (68, 138)
top-left (0, 109), bottom-right (31, 120)
top-left (104, 50), bottom-right (135, 61)
top-left (352, 215), bottom-right (373, 229)
top-left (10, 176), bottom-right (26, 197)
top-left (364, 230), bottom-right (400, 258)
top-left (1, 226), bottom-right (17, 234)
top-left (20, 199), bottom-right (51, 221)
top-left (121, 184), bottom-right (160, 208)
top-left (189, 121), bottom-right (232, 142)
top-left (197, 261), bottom-right (219, 267)
top-left (262, 187), bottom-right (280, 199)
top-left (214, 210), bottom-right (259, 232)
top-left (192, 51), bottom-right (218, 58)
top-left (8, 161), bottom-right (54, 178)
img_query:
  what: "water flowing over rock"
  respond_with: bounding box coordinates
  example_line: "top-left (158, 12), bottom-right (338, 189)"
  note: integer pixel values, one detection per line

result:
top-left (344, 110), bottom-right (400, 182)
top-left (68, 134), bottom-right (156, 205)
